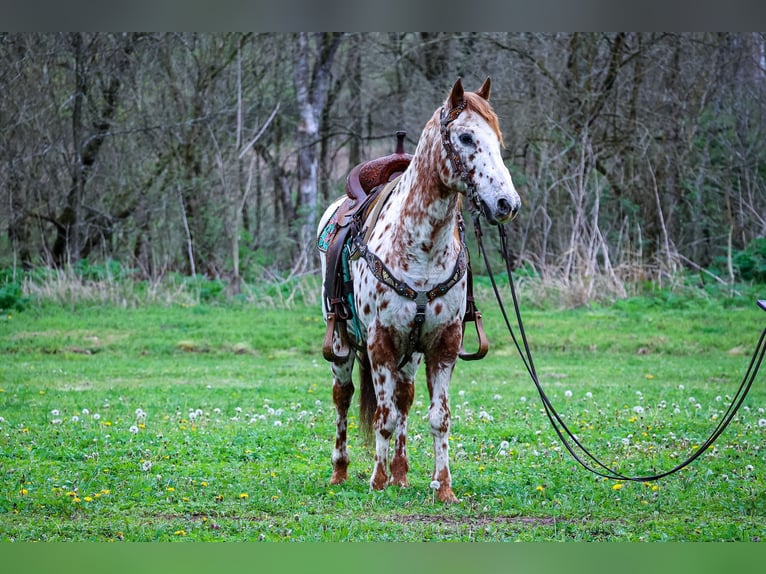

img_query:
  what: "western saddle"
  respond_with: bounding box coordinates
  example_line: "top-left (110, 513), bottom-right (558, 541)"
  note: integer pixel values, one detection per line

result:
top-left (320, 132), bottom-right (488, 364)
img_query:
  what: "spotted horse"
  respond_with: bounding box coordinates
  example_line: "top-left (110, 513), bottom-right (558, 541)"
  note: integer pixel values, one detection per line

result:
top-left (317, 78), bottom-right (521, 503)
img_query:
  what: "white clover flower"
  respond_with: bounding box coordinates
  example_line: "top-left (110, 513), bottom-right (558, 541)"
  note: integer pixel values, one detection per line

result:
top-left (213, 408), bottom-right (222, 415)
top-left (564, 390), bottom-right (573, 398)
top-left (499, 440), bottom-right (510, 450)
top-left (314, 399), bottom-right (322, 407)
top-left (493, 394), bottom-right (502, 401)
top-left (758, 418), bottom-right (766, 428)
top-left (520, 396), bottom-right (527, 403)
top-left (51, 409), bottom-right (60, 416)
top-left (82, 408), bottom-right (90, 415)
top-left (92, 413), bottom-right (101, 420)
top-left (689, 397), bottom-right (697, 404)
top-left (141, 460), bottom-right (152, 472)
top-left (0, 416), bottom-right (5, 423)
top-left (273, 420), bottom-right (282, 427)
top-left (429, 480), bottom-right (441, 490)
top-left (71, 415), bottom-right (79, 423)
top-left (51, 419), bottom-right (62, 425)
top-left (129, 425), bottom-right (139, 434)
top-left (458, 390), bottom-right (466, 397)
top-left (674, 408), bottom-right (681, 414)
top-left (585, 392), bottom-right (593, 399)
top-left (235, 407), bottom-right (242, 413)
top-left (678, 385), bottom-right (685, 390)
top-left (633, 406), bottom-right (645, 415)
top-left (135, 408), bottom-right (146, 418)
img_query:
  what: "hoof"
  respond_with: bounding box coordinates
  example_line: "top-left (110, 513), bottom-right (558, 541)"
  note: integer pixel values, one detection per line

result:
top-left (437, 486), bottom-right (458, 504)
top-left (330, 465), bottom-right (348, 485)
top-left (390, 476), bottom-right (409, 488)
top-left (371, 466), bottom-right (388, 490)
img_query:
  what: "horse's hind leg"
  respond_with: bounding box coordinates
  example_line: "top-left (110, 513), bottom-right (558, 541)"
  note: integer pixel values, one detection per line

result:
top-left (330, 355), bottom-right (355, 484)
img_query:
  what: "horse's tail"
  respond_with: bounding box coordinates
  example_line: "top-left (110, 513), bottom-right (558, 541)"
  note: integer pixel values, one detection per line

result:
top-left (357, 349), bottom-right (376, 445)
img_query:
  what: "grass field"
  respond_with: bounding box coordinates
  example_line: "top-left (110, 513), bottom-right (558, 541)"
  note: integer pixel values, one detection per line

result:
top-left (1, 283), bottom-right (765, 541)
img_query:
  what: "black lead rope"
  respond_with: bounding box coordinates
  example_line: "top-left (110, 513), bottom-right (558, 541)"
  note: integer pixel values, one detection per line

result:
top-left (473, 215), bottom-right (766, 482)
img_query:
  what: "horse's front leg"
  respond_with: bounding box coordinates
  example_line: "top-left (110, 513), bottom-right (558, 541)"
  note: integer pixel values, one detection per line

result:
top-left (367, 324), bottom-right (400, 490)
top-left (426, 321), bottom-right (462, 503)
top-left (390, 371), bottom-right (416, 487)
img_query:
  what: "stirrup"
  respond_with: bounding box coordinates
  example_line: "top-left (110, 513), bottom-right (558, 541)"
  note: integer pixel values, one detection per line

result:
top-left (459, 311), bottom-right (489, 361)
top-left (322, 312), bottom-right (351, 362)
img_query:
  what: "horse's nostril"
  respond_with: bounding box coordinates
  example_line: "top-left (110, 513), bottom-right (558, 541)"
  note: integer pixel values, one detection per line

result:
top-left (497, 197), bottom-right (511, 217)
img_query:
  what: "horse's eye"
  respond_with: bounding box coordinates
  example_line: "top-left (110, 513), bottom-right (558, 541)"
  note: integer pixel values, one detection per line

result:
top-left (458, 133), bottom-right (474, 147)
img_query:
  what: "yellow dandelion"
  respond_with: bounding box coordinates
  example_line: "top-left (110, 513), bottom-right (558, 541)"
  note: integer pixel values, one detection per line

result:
top-left (200, 481), bottom-right (208, 487)
top-left (536, 485), bottom-right (545, 492)
top-left (612, 483), bottom-right (624, 491)
top-left (84, 496), bottom-right (93, 502)
top-left (645, 374), bottom-right (654, 379)
top-left (652, 484), bottom-right (659, 492)
top-left (20, 488), bottom-right (28, 496)
top-left (166, 487), bottom-right (175, 492)
top-left (239, 493), bottom-right (249, 500)
top-left (174, 530), bottom-right (186, 536)
top-left (72, 497), bottom-right (81, 503)
top-left (101, 489), bottom-right (110, 495)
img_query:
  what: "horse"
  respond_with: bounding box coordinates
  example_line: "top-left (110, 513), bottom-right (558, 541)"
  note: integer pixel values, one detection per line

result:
top-left (317, 77), bottom-right (521, 503)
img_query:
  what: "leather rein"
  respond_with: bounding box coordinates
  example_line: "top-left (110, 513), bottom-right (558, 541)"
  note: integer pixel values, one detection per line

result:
top-left (472, 214), bottom-right (766, 482)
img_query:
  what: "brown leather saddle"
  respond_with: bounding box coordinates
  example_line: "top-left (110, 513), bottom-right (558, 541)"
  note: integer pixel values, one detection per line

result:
top-left (320, 132), bottom-right (488, 364)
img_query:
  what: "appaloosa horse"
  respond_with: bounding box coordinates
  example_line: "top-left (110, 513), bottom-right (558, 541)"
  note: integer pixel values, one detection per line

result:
top-left (317, 78), bottom-right (520, 502)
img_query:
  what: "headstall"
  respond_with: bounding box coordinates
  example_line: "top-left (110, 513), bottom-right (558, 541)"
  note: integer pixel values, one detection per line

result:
top-left (439, 101), bottom-right (485, 219)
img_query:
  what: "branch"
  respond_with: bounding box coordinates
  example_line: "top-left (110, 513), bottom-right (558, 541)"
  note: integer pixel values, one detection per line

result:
top-left (239, 102), bottom-right (280, 159)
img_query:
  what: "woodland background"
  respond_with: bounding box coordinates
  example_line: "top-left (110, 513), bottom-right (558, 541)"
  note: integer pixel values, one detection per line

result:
top-left (2, 32), bottom-right (765, 301)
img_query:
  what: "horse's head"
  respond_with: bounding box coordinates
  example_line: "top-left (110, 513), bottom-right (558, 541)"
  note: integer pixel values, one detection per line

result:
top-left (439, 77), bottom-right (521, 225)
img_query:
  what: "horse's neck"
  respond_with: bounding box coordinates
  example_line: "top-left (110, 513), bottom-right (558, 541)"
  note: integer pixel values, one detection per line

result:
top-left (381, 137), bottom-right (461, 282)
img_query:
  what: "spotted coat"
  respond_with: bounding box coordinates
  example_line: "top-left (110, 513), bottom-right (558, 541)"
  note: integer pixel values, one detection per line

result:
top-left (317, 78), bottom-right (521, 503)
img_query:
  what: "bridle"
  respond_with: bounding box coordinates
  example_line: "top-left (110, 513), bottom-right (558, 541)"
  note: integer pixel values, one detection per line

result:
top-left (439, 102), bottom-right (486, 219)
top-left (473, 215), bottom-right (766, 482)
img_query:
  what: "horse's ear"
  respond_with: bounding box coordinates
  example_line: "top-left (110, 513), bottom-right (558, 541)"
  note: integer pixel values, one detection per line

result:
top-left (448, 77), bottom-right (465, 109)
top-left (476, 77), bottom-right (491, 101)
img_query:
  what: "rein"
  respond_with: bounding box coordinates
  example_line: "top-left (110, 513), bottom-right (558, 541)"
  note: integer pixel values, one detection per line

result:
top-left (472, 215), bottom-right (766, 482)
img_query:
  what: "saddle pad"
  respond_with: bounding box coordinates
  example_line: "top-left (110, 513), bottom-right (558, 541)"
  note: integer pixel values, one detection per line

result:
top-left (317, 205), bottom-right (340, 253)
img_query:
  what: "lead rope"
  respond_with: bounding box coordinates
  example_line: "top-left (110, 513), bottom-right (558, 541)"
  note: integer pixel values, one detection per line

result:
top-left (473, 215), bottom-right (766, 482)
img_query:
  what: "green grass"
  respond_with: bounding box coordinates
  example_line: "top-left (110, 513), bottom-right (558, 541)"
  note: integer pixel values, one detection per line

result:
top-left (1, 291), bottom-right (765, 541)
